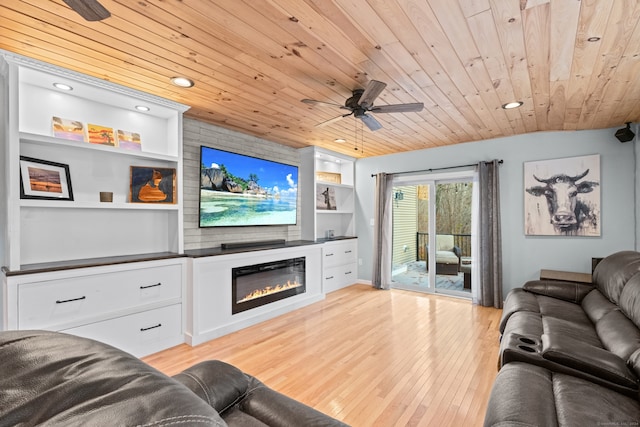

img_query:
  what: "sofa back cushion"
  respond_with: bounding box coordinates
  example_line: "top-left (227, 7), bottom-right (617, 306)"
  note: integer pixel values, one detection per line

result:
top-left (619, 272), bottom-right (640, 330)
top-left (593, 251), bottom-right (640, 304)
top-left (581, 289), bottom-right (618, 324)
top-left (596, 309), bottom-right (640, 361)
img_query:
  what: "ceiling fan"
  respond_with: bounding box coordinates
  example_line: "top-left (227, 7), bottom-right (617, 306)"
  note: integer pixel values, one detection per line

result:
top-left (302, 80), bottom-right (424, 131)
top-left (63, 0), bottom-right (111, 21)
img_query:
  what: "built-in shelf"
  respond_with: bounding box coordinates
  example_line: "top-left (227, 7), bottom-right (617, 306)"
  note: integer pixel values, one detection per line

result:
top-left (20, 132), bottom-right (179, 162)
top-left (20, 200), bottom-right (179, 210)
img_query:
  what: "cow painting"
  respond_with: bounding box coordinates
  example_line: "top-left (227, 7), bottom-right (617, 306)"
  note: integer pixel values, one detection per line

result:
top-left (524, 155), bottom-right (600, 236)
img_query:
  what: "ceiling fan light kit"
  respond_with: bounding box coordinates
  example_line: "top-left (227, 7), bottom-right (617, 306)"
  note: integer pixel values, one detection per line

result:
top-left (302, 80), bottom-right (424, 131)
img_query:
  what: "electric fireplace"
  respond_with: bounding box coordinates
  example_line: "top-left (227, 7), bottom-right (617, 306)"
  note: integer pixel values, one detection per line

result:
top-left (232, 257), bottom-right (306, 314)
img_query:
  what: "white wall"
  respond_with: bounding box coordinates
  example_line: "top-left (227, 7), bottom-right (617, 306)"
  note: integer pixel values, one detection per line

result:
top-left (355, 128), bottom-right (637, 295)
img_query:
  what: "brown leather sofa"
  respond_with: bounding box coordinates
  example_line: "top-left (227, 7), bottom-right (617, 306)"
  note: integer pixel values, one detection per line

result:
top-left (0, 330), bottom-right (348, 427)
top-left (485, 251), bottom-right (640, 426)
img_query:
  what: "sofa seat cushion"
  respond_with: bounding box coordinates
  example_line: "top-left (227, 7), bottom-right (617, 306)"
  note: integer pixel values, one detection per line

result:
top-left (484, 362), bottom-right (640, 427)
top-left (536, 294), bottom-right (592, 326)
top-left (541, 316), bottom-right (602, 347)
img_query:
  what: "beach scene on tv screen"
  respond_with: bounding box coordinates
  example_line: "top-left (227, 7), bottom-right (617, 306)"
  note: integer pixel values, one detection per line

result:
top-left (199, 147), bottom-right (298, 227)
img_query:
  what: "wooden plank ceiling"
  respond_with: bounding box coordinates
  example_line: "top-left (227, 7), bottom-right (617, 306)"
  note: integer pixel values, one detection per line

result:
top-left (1, 0), bottom-right (639, 158)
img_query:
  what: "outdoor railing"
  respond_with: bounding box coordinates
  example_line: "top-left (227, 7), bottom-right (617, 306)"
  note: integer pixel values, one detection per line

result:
top-left (416, 232), bottom-right (471, 260)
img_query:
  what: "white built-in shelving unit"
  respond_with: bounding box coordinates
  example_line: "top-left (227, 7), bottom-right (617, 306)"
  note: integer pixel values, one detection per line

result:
top-left (299, 146), bottom-right (356, 241)
top-left (1, 51), bottom-right (189, 270)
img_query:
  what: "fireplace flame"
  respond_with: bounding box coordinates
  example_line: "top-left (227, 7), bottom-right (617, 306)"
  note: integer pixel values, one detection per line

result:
top-left (238, 280), bottom-right (303, 303)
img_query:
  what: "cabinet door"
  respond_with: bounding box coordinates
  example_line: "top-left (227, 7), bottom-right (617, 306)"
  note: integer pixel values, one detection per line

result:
top-left (62, 304), bottom-right (182, 358)
top-left (18, 265), bottom-right (182, 330)
top-left (323, 241), bottom-right (357, 268)
top-left (323, 264), bottom-right (357, 293)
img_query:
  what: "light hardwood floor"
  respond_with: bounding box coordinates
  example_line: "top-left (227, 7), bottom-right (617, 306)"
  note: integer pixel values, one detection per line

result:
top-left (143, 284), bottom-right (503, 426)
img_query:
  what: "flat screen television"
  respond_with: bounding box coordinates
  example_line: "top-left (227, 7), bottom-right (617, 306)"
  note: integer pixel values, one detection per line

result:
top-left (199, 146), bottom-right (298, 227)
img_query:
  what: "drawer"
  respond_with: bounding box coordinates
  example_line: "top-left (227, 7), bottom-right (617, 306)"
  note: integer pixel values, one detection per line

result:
top-left (323, 241), bottom-right (357, 268)
top-left (323, 263), bottom-right (357, 293)
top-left (18, 264), bottom-right (182, 330)
top-left (62, 304), bottom-right (183, 358)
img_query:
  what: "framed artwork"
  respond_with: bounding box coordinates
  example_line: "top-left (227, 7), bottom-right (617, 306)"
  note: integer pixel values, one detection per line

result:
top-left (316, 185), bottom-right (337, 210)
top-left (19, 156), bottom-right (73, 201)
top-left (51, 116), bottom-right (85, 142)
top-left (116, 130), bottom-right (142, 151)
top-left (129, 166), bottom-right (176, 204)
top-left (87, 123), bottom-right (116, 146)
top-left (524, 154), bottom-right (600, 236)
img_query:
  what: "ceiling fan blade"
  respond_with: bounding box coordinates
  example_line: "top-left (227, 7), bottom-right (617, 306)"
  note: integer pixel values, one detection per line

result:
top-left (62, 0), bottom-right (111, 21)
top-left (358, 80), bottom-right (387, 109)
top-left (370, 103), bottom-right (424, 113)
top-left (316, 113), bottom-right (353, 128)
top-left (359, 113), bottom-right (383, 131)
top-left (301, 99), bottom-right (346, 109)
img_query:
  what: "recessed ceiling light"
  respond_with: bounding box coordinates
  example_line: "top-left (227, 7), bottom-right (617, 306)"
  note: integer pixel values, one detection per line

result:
top-left (334, 138), bottom-right (346, 143)
top-left (502, 101), bottom-right (523, 109)
top-left (170, 76), bottom-right (195, 88)
top-left (53, 82), bottom-right (73, 91)
top-left (587, 36), bottom-right (601, 42)
top-left (135, 105), bottom-right (150, 112)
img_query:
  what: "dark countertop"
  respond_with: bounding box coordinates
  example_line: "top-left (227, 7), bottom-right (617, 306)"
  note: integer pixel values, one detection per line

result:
top-left (184, 239), bottom-right (321, 258)
top-left (2, 252), bottom-right (186, 277)
top-left (1, 237), bottom-right (357, 276)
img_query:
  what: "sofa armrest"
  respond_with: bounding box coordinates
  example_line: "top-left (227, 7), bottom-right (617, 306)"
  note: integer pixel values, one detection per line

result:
top-left (523, 279), bottom-right (594, 303)
top-left (240, 379), bottom-right (349, 427)
top-left (541, 333), bottom-right (638, 389)
top-left (173, 360), bottom-right (250, 414)
top-left (174, 360), bottom-right (349, 426)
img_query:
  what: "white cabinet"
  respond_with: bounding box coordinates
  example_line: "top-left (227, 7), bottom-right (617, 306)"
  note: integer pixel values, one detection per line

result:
top-left (322, 239), bottom-right (358, 293)
top-left (3, 258), bottom-right (186, 357)
top-left (299, 146), bottom-right (356, 240)
top-left (0, 51), bottom-right (189, 271)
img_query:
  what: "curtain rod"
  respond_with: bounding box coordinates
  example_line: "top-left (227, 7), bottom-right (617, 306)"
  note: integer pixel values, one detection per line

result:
top-left (370, 159), bottom-right (503, 177)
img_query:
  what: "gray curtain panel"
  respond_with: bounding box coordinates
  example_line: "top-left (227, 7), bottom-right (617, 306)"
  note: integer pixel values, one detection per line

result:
top-left (372, 172), bottom-right (393, 290)
top-left (478, 160), bottom-right (503, 308)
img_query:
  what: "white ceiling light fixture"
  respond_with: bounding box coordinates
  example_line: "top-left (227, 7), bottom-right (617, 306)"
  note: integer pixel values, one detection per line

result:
top-left (135, 105), bottom-right (150, 112)
top-left (53, 82), bottom-right (73, 91)
top-left (170, 76), bottom-right (195, 88)
top-left (334, 138), bottom-right (346, 143)
top-left (501, 101), bottom-right (523, 109)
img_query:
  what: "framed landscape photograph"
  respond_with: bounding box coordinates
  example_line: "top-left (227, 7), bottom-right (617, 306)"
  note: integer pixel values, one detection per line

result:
top-left (129, 166), bottom-right (176, 204)
top-left (19, 156), bottom-right (73, 201)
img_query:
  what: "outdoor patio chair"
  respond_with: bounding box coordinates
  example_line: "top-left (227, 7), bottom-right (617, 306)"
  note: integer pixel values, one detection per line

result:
top-left (425, 234), bottom-right (461, 275)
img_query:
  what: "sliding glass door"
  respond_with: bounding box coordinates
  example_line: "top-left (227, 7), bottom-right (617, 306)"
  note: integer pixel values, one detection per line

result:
top-left (391, 171), bottom-right (475, 298)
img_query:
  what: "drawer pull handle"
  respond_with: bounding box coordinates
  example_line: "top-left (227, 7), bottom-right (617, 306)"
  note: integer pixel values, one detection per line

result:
top-left (140, 323), bottom-right (162, 332)
top-left (56, 296), bottom-right (86, 304)
top-left (326, 276), bottom-right (334, 280)
top-left (345, 250), bottom-right (352, 254)
top-left (345, 271), bottom-right (352, 275)
top-left (140, 282), bottom-right (162, 289)
top-left (325, 253), bottom-right (334, 257)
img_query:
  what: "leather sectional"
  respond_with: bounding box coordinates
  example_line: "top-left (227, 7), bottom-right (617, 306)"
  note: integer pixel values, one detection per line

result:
top-left (484, 251), bottom-right (640, 425)
top-left (0, 330), bottom-right (348, 426)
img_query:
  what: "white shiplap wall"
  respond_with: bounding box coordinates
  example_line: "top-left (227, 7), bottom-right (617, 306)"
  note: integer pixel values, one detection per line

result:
top-left (183, 118), bottom-right (301, 250)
